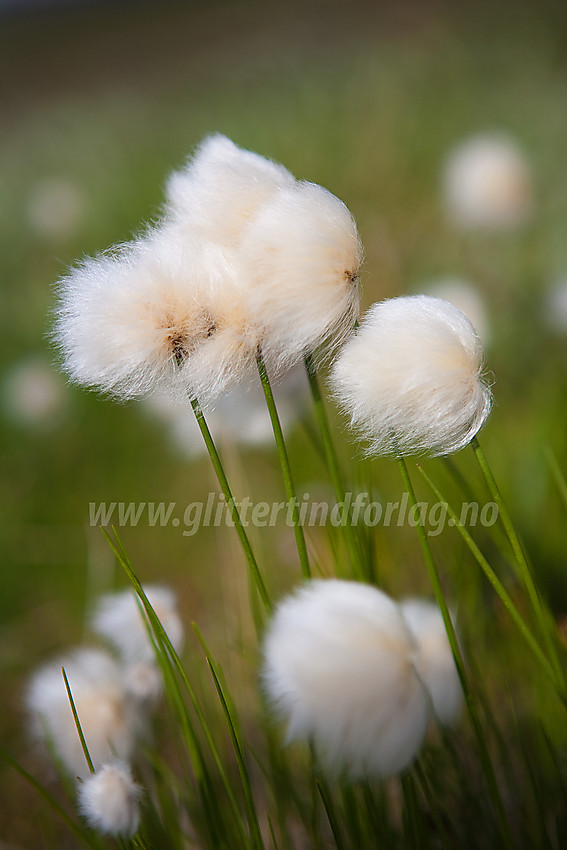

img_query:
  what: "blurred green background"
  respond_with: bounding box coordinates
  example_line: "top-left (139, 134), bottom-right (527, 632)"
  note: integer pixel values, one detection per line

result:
top-left (2, 0), bottom-right (567, 844)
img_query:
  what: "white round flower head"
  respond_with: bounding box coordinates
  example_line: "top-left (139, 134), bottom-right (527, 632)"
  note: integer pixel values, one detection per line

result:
top-left (25, 648), bottom-right (142, 779)
top-left (91, 585), bottom-right (184, 666)
top-left (330, 295), bottom-right (492, 457)
top-left (165, 134), bottom-right (295, 247)
top-left (399, 598), bottom-right (463, 726)
top-left (262, 580), bottom-right (430, 779)
top-left (442, 133), bottom-right (532, 230)
top-left (2, 356), bottom-right (68, 428)
top-left (542, 279), bottom-right (567, 335)
top-left (77, 761), bottom-right (142, 838)
top-left (240, 180), bottom-right (363, 370)
top-left (54, 230), bottom-right (258, 405)
top-left (27, 176), bottom-right (86, 242)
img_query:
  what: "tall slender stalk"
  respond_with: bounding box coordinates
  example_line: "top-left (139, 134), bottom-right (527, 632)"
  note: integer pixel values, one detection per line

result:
top-left (471, 437), bottom-right (565, 690)
top-left (191, 398), bottom-right (271, 614)
top-left (304, 353), bottom-right (365, 579)
top-left (256, 352), bottom-right (311, 578)
top-left (397, 455), bottom-right (513, 850)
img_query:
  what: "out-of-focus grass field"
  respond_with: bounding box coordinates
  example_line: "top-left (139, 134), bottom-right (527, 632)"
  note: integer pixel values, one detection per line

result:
top-left (3, 0), bottom-right (567, 844)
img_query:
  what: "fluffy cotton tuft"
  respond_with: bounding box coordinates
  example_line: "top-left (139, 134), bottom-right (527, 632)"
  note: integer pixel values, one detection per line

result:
top-left (55, 135), bottom-right (362, 405)
top-left (54, 233), bottom-right (258, 406)
top-left (77, 761), bottom-right (142, 838)
top-left (262, 580), bottom-right (429, 778)
top-left (25, 648), bottom-right (142, 779)
top-left (330, 295), bottom-right (492, 457)
top-left (1, 356), bottom-right (68, 428)
top-left (399, 599), bottom-right (463, 726)
top-left (241, 181), bottom-right (363, 369)
top-left (442, 134), bottom-right (532, 230)
top-left (91, 585), bottom-right (184, 666)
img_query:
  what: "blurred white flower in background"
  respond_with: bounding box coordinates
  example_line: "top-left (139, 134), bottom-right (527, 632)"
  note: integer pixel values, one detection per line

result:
top-left (400, 598), bottom-right (463, 726)
top-left (141, 361), bottom-right (309, 457)
top-left (542, 278), bottom-right (567, 335)
top-left (25, 648), bottom-right (144, 780)
top-left (2, 356), bottom-right (68, 429)
top-left (442, 133), bottom-right (532, 230)
top-left (27, 176), bottom-right (87, 242)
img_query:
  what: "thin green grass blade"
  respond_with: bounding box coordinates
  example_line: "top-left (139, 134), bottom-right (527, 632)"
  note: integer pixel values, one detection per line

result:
top-left (102, 527), bottom-right (251, 849)
top-left (316, 778), bottom-right (347, 850)
top-left (416, 462), bottom-right (560, 693)
top-left (256, 351), bottom-right (311, 579)
top-left (471, 437), bottom-right (566, 694)
top-left (61, 667), bottom-right (95, 776)
top-left (0, 749), bottom-right (101, 847)
top-left (397, 456), bottom-right (514, 850)
top-left (191, 396), bottom-right (271, 614)
top-left (544, 446), bottom-right (567, 514)
top-left (193, 623), bottom-right (264, 850)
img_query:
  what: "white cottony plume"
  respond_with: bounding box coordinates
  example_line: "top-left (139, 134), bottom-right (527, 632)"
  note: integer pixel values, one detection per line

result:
top-left (77, 761), bottom-right (142, 838)
top-left (442, 133), bottom-right (532, 230)
top-left (262, 580), bottom-right (430, 779)
top-left (55, 134), bottom-right (363, 404)
top-left (91, 585), bottom-right (184, 666)
top-left (25, 649), bottom-right (142, 780)
top-left (330, 295), bottom-right (492, 457)
top-left (166, 134), bottom-right (295, 247)
top-left (400, 598), bottom-right (463, 726)
top-left (55, 232), bottom-right (258, 406)
top-left (240, 180), bottom-right (362, 369)
top-left (542, 279), bottom-right (567, 335)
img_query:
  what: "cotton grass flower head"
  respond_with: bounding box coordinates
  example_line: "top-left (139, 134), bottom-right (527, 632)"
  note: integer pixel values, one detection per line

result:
top-left (55, 233), bottom-right (258, 406)
top-left (400, 598), bottom-right (463, 726)
top-left (442, 133), bottom-right (532, 230)
top-left (77, 760), bottom-right (142, 838)
top-left (2, 356), bottom-right (68, 428)
top-left (240, 180), bottom-right (363, 369)
top-left (55, 134), bottom-right (362, 405)
top-left (330, 295), bottom-right (492, 457)
top-left (25, 648), bottom-right (142, 779)
top-left (91, 585), bottom-right (184, 666)
top-left (262, 579), bottom-right (430, 778)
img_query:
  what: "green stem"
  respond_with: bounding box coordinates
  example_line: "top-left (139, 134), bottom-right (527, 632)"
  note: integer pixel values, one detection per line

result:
top-left (62, 667), bottom-right (95, 775)
top-left (471, 437), bottom-right (565, 690)
top-left (416, 462), bottom-right (561, 693)
top-left (304, 354), bottom-right (364, 579)
top-left (191, 397), bottom-right (271, 614)
top-left (397, 456), bottom-right (513, 850)
top-left (256, 352), bottom-right (311, 578)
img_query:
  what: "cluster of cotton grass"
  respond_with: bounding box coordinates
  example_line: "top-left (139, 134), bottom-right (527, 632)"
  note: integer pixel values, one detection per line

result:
top-left (35, 133), bottom-right (533, 846)
top-left (262, 580), bottom-right (461, 778)
top-left (55, 134), bottom-right (363, 408)
top-left (25, 585), bottom-right (183, 838)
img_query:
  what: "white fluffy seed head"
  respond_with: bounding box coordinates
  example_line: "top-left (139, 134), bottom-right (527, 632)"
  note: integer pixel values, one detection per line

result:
top-left (77, 761), bottom-right (142, 838)
top-left (421, 278), bottom-right (490, 345)
top-left (54, 231), bottom-right (258, 405)
top-left (262, 580), bottom-right (429, 779)
top-left (165, 134), bottom-right (295, 247)
top-left (25, 648), bottom-right (142, 779)
top-left (330, 295), bottom-right (492, 457)
top-left (241, 181), bottom-right (363, 370)
top-left (399, 598), bottom-right (463, 726)
top-left (91, 585), bottom-right (184, 666)
top-left (442, 133), bottom-right (532, 230)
